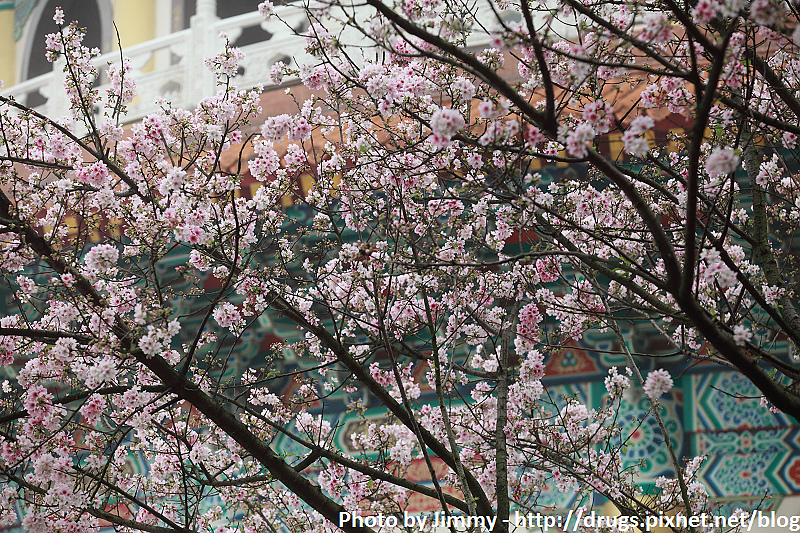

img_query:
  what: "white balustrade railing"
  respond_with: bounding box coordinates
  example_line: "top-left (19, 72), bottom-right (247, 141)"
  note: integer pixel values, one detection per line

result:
top-left (0, 1), bottom-right (533, 125)
top-left (0, 4), bottom-right (311, 124)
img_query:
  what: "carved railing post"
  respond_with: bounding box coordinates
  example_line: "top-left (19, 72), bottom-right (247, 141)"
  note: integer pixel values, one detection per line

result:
top-left (186, 0), bottom-right (219, 106)
top-left (42, 57), bottom-right (68, 121)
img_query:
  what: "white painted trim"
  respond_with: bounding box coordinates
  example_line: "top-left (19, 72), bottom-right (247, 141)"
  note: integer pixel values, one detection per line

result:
top-left (18, 0), bottom-right (113, 82)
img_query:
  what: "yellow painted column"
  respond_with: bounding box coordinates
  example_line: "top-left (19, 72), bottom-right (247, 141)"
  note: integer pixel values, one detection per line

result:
top-left (113, 0), bottom-right (157, 48)
top-left (0, 8), bottom-right (16, 87)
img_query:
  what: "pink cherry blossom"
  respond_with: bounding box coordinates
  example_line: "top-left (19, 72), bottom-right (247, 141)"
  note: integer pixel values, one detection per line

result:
top-left (643, 369), bottom-right (674, 399)
top-left (429, 107), bottom-right (465, 147)
top-left (84, 243), bottom-right (119, 272)
top-left (258, 1), bottom-right (275, 19)
top-left (213, 302), bottom-right (242, 330)
top-left (566, 122), bottom-right (595, 158)
top-left (733, 325), bottom-right (752, 346)
top-left (705, 147), bottom-right (740, 177)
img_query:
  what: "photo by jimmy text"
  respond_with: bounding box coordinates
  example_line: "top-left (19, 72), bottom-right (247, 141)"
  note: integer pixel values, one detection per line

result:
top-left (336, 510), bottom-right (800, 532)
top-left (338, 511), bottom-right (498, 531)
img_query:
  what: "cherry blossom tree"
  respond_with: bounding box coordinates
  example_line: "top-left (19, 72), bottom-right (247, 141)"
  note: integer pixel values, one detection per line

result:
top-left (0, 0), bottom-right (798, 531)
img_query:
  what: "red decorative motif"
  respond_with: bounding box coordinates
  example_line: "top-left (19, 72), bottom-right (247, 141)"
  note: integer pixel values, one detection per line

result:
top-left (787, 458), bottom-right (800, 488)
